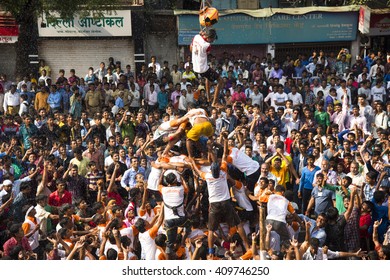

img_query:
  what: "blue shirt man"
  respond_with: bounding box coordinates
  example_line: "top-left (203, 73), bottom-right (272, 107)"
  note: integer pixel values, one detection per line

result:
top-left (120, 157), bottom-right (146, 192)
top-left (47, 86), bottom-right (63, 110)
top-left (157, 88), bottom-right (169, 111)
top-left (115, 96), bottom-right (124, 108)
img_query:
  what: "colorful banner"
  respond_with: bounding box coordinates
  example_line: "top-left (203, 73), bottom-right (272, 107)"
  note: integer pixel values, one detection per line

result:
top-left (178, 12), bottom-right (358, 45)
top-left (38, 10), bottom-right (132, 37)
top-left (358, 6), bottom-right (371, 34)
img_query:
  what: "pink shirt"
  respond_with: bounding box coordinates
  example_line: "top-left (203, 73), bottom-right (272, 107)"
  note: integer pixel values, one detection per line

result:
top-left (231, 91), bottom-right (246, 103)
top-left (3, 237), bottom-right (32, 256)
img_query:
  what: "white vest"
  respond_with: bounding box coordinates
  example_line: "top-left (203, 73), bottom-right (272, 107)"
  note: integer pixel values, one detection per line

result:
top-left (24, 218), bottom-right (40, 250)
top-left (266, 194), bottom-right (289, 223)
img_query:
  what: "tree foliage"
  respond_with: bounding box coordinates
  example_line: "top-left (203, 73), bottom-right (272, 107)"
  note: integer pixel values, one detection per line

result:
top-left (345, 0), bottom-right (389, 8)
top-left (1, 0), bottom-right (119, 78)
top-left (1, 0), bottom-right (119, 21)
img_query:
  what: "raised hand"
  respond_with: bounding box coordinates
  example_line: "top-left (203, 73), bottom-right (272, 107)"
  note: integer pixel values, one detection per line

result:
top-left (195, 239), bottom-right (203, 249)
top-left (290, 238), bottom-right (298, 248)
top-left (230, 240), bottom-right (237, 252)
top-left (373, 219), bottom-right (382, 229)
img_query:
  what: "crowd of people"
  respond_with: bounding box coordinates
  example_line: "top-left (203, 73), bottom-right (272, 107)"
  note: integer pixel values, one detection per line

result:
top-left (0, 30), bottom-right (389, 260)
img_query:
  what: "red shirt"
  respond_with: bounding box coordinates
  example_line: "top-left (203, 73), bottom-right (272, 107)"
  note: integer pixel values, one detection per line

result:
top-left (107, 191), bottom-right (122, 206)
top-left (3, 237), bottom-right (32, 257)
top-left (359, 212), bottom-right (372, 238)
top-left (48, 190), bottom-right (72, 207)
top-left (284, 137), bottom-right (293, 154)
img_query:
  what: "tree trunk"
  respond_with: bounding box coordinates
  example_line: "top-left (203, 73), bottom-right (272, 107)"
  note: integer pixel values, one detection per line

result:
top-left (15, 9), bottom-right (38, 79)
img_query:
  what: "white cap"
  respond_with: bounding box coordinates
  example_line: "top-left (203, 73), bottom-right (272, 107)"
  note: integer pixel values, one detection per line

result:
top-left (2, 180), bottom-right (13, 186)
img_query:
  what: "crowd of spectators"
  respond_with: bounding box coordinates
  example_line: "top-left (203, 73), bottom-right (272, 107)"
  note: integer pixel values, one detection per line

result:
top-left (0, 47), bottom-right (389, 260)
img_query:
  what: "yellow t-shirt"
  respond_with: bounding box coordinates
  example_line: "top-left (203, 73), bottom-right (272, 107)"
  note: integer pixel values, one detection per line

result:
top-left (270, 165), bottom-right (289, 188)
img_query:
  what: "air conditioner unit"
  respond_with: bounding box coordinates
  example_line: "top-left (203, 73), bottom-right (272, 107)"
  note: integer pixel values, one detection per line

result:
top-left (360, 35), bottom-right (371, 48)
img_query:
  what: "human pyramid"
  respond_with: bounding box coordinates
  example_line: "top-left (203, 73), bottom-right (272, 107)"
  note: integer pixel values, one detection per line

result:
top-left (136, 4), bottom-right (266, 257)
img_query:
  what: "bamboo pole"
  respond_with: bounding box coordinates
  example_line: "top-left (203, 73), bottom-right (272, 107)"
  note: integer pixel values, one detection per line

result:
top-left (259, 205), bottom-right (266, 251)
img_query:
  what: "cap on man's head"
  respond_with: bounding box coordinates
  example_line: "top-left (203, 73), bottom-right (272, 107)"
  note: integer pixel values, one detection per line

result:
top-left (2, 179), bottom-right (13, 186)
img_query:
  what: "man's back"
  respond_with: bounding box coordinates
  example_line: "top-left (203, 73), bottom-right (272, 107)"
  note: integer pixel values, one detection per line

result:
top-left (191, 34), bottom-right (210, 74)
top-left (267, 193), bottom-right (289, 223)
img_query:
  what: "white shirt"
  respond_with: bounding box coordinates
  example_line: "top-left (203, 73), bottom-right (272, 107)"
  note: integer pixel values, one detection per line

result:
top-left (302, 246), bottom-right (340, 260)
top-left (202, 166), bottom-right (231, 203)
top-left (161, 185), bottom-right (185, 220)
top-left (143, 82), bottom-right (159, 102)
top-left (266, 194), bottom-right (291, 223)
top-left (249, 92), bottom-right (263, 106)
top-left (346, 172), bottom-right (365, 187)
top-left (369, 64), bottom-right (385, 77)
top-left (120, 226), bottom-right (137, 247)
top-left (3, 91), bottom-right (20, 111)
top-left (336, 87), bottom-right (351, 105)
top-left (35, 204), bottom-right (50, 237)
top-left (228, 147), bottom-right (259, 176)
top-left (318, 85), bottom-right (330, 98)
top-left (288, 92), bottom-right (303, 106)
top-left (264, 92), bottom-right (276, 108)
top-left (232, 183), bottom-right (253, 211)
top-left (148, 62), bottom-right (161, 78)
top-left (371, 86), bottom-right (386, 102)
top-left (191, 34), bottom-right (210, 74)
top-left (147, 161), bottom-right (163, 192)
top-left (146, 88), bottom-right (158, 106)
top-left (272, 92), bottom-right (288, 109)
top-left (357, 72), bottom-right (371, 83)
top-left (266, 135), bottom-right (285, 148)
top-left (129, 89), bottom-right (141, 107)
top-left (265, 67), bottom-right (274, 79)
top-left (283, 117), bottom-right (301, 138)
top-left (358, 87), bottom-right (371, 101)
top-left (373, 111), bottom-right (388, 138)
top-left (105, 125), bottom-right (120, 141)
top-left (139, 229), bottom-right (157, 260)
top-left (19, 101), bottom-right (29, 116)
top-left (347, 114), bottom-right (368, 135)
top-left (178, 95), bottom-right (187, 111)
top-left (186, 92), bottom-right (195, 104)
top-left (104, 156), bottom-right (114, 169)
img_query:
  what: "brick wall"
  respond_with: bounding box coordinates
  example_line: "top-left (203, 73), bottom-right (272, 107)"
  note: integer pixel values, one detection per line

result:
top-left (38, 38), bottom-right (135, 80)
